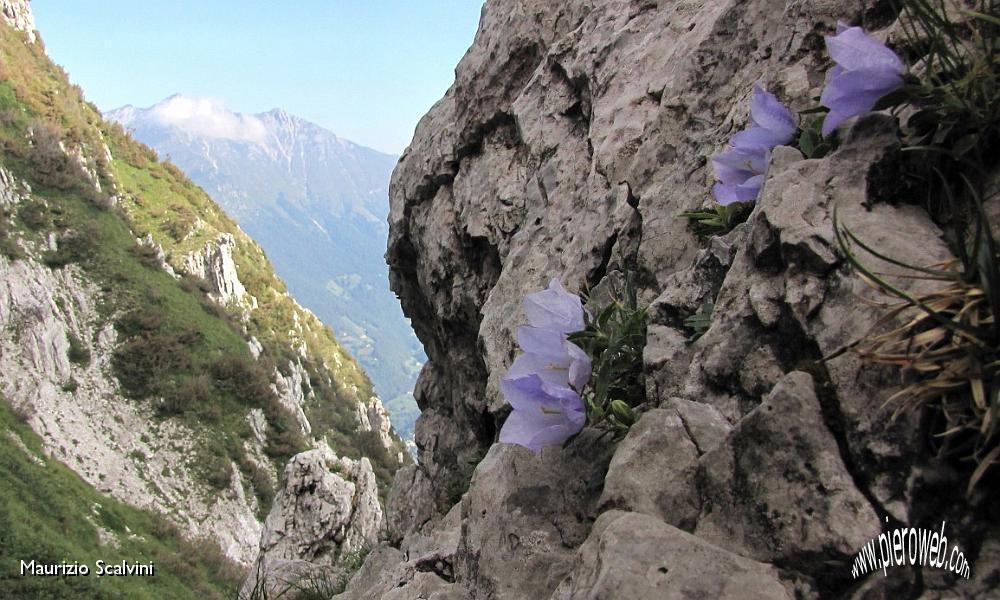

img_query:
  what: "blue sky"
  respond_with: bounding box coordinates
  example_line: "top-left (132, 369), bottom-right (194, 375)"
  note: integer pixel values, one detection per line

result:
top-left (32, 1), bottom-right (484, 155)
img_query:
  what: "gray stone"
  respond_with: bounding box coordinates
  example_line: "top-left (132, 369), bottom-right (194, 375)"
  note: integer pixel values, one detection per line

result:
top-left (665, 397), bottom-right (731, 456)
top-left (695, 372), bottom-right (880, 565)
top-left (242, 444), bottom-right (384, 596)
top-left (0, 0), bottom-right (34, 42)
top-left (270, 360), bottom-right (313, 436)
top-left (599, 409), bottom-right (701, 529)
top-left (182, 233), bottom-right (257, 308)
top-left (337, 503), bottom-right (464, 600)
top-left (386, 464), bottom-right (438, 544)
top-left (336, 544), bottom-right (462, 600)
top-left (456, 435), bottom-right (612, 599)
top-left (551, 511), bottom-right (793, 600)
top-left (917, 526), bottom-right (1000, 599)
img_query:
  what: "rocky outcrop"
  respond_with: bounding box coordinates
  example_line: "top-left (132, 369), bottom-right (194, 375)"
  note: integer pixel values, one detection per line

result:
top-left (355, 395), bottom-right (396, 455)
top-left (242, 444), bottom-right (383, 596)
top-left (0, 0), bottom-right (34, 42)
top-left (351, 0), bottom-right (1000, 598)
top-left (270, 357), bottom-right (396, 454)
top-left (182, 232), bottom-right (256, 308)
top-left (271, 359), bottom-right (314, 436)
top-left (0, 166), bottom-right (26, 207)
top-left (136, 233), bottom-right (176, 276)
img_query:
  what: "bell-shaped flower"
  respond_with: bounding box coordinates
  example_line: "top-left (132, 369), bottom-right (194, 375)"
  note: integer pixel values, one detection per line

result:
top-left (498, 374), bottom-right (586, 453)
top-left (738, 84), bottom-right (797, 148)
top-left (508, 325), bottom-right (591, 390)
top-left (711, 86), bottom-right (794, 205)
top-left (711, 146), bottom-right (769, 205)
top-left (820, 22), bottom-right (905, 136)
top-left (522, 278), bottom-right (586, 334)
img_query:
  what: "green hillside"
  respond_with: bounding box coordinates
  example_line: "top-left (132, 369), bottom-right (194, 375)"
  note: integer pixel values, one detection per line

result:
top-left (0, 399), bottom-right (244, 599)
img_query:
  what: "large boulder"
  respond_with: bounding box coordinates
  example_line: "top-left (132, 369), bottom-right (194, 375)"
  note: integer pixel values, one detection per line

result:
top-left (242, 444), bottom-right (383, 596)
top-left (552, 511), bottom-right (793, 600)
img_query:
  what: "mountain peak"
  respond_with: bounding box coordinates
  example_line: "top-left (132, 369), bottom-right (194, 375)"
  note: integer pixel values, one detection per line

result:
top-left (111, 95), bottom-right (269, 144)
top-left (105, 95), bottom-right (398, 160)
top-left (156, 92), bottom-right (188, 105)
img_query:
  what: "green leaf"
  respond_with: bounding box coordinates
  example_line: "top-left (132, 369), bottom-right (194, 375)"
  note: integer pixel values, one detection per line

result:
top-left (682, 301), bottom-right (714, 342)
top-left (871, 88), bottom-right (910, 111)
top-left (798, 105), bottom-right (829, 115)
top-left (811, 143), bottom-right (832, 159)
top-left (961, 9), bottom-right (1000, 28)
top-left (798, 128), bottom-right (815, 158)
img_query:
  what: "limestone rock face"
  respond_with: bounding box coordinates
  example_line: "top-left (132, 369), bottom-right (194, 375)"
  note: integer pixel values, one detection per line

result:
top-left (136, 233), bottom-right (176, 276)
top-left (355, 395), bottom-right (397, 456)
top-left (454, 434), bottom-right (613, 598)
top-left (270, 359), bottom-right (314, 436)
top-left (0, 0), bottom-right (34, 42)
top-left (183, 233), bottom-right (256, 308)
top-left (361, 0), bottom-right (1000, 598)
top-left (694, 372), bottom-right (880, 565)
top-left (335, 504), bottom-right (464, 600)
top-left (242, 444), bottom-right (384, 596)
top-left (599, 402), bottom-right (729, 530)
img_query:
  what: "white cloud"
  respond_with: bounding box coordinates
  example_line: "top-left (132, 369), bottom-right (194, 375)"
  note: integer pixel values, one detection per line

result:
top-left (148, 96), bottom-right (267, 143)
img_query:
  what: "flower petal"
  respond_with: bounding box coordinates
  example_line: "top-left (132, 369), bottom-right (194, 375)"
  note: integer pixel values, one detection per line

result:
top-left (821, 109), bottom-right (853, 137)
top-left (712, 183), bottom-right (740, 205)
top-left (712, 146), bottom-right (768, 183)
top-left (713, 178), bottom-right (760, 205)
top-left (498, 381), bottom-right (585, 452)
top-left (539, 378), bottom-right (583, 403)
top-left (748, 85), bottom-right (796, 144)
top-left (819, 68), bottom-right (902, 135)
top-left (566, 341), bottom-right (592, 390)
top-left (820, 68), bottom-right (902, 108)
top-left (498, 409), bottom-right (552, 452)
top-left (711, 159), bottom-right (754, 187)
top-left (516, 325), bottom-right (565, 356)
top-left (500, 372), bottom-right (549, 412)
top-left (826, 26), bottom-right (904, 74)
top-left (507, 352), bottom-right (571, 386)
top-left (522, 279), bottom-right (586, 334)
top-left (731, 126), bottom-right (788, 152)
top-left (527, 422), bottom-right (581, 452)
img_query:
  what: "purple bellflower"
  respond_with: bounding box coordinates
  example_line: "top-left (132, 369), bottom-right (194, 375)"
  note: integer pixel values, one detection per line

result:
top-left (522, 278), bottom-right (586, 334)
top-left (509, 325), bottom-right (591, 390)
top-left (820, 22), bottom-right (905, 136)
top-left (498, 375), bottom-right (586, 453)
top-left (712, 85), bottom-right (796, 205)
top-left (499, 278), bottom-right (590, 453)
